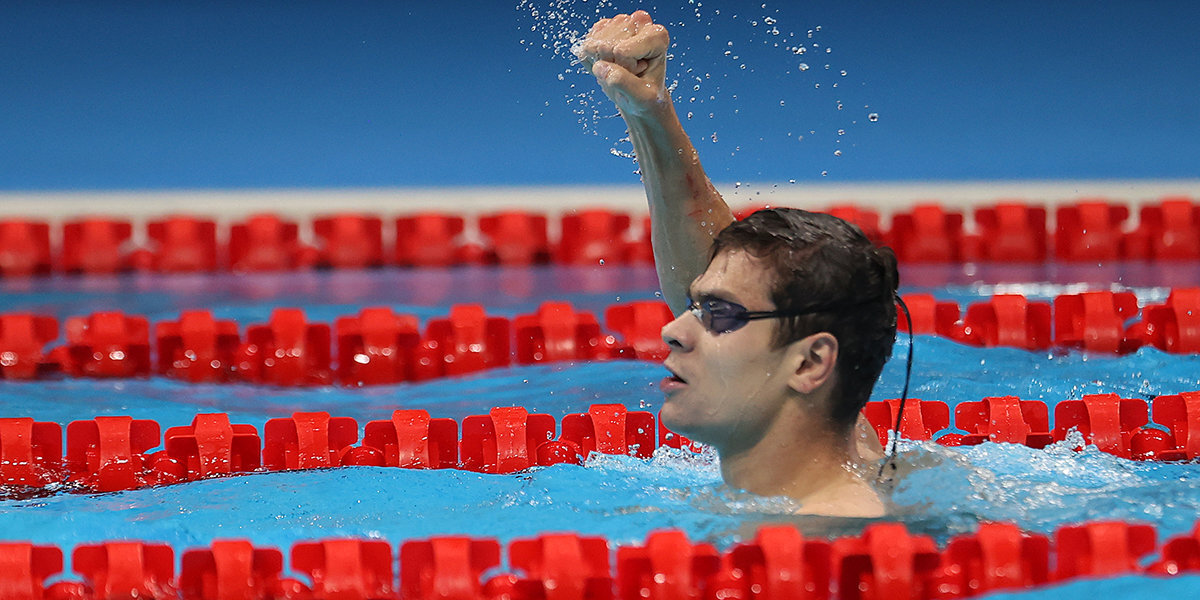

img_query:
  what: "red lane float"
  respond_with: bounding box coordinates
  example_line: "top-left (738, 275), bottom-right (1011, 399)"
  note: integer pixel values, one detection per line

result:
top-left (395, 213), bottom-right (473, 267)
top-left (179, 540), bottom-right (291, 600)
top-left (559, 404), bottom-right (656, 461)
top-left (970, 202), bottom-right (1048, 262)
top-left (71, 542), bottom-right (177, 600)
top-left (6, 198), bottom-right (1200, 277)
top-left (962, 295), bottom-right (1052, 350)
top-left (62, 312), bottom-right (152, 378)
top-left (507, 534), bottom-right (612, 600)
top-left (938, 522), bottom-right (1051, 597)
top-left (4, 290), bottom-right (1200, 384)
top-left (723, 525), bottom-right (832, 600)
top-left (894, 294), bottom-right (972, 344)
top-left (949, 396), bottom-right (1053, 448)
top-left (146, 216), bottom-right (219, 273)
top-left (0, 314), bottom-right (59, 380)
top-left (0, 543), bottom-right (63, 600)
top-left (514, 302), bottom-right (624, 364)
top-left (237, 308), bottom-right (333, 386)
top-left (0, 220), bottom-right (52, 277)
top-left (1055, 200), bottom-right (1129, 262)
top-left (163, 413), bottom-right (262, 481)
top-left (460, 407), bottom-right (555, 474)
top-left (336, 307), bottom-right (422, 386)
top-left (61, 218), bottom-right (134, 274)
top-left (262, 412), bottom-right (357, 471)
top-left (557, 209), bottom-right (632, 265)
top-left (889, 203), bottom-right (965, 263)
top-left (617, 530), bottom-right (721, 600)
top-left (156, 311), bottom-right (240, 383)
top-left (294, 539), bottom-right (395, 600)
top-left (313, 214), bottom-right (385, 269)
top-left (9, 391), bottom-right (1200, 496)
top-left (1127, 197), bottom-right (1200, 260)
top-left (863, 398), bottom-right (950, 444)
top-left (604, 301), bottom-right (672, 361)
top-left (361, 409), bottom-right (458, 469)
top-left (1055, 521), bottom-right (1157, 579)
top-left (833, 523), bottom-right (942, 600)
top-left (400, 537), bottom-right (501, 600)
top-left (415, 304), bottom-right (509, 380)
top-left (1149, 522), bottom-right (1200, 576)
top-left (228, 214), bottom-right (315, 272)
top-left (0, 418), bottom-right (61, 487)
top-left (1051, 394), bottom-right (1148, 459)
top-left (1129, 289), bottom-right (1200, 354)
top-left (65, 416), bottom-right (161, 492)
top-left (3, 520), bottom-right (1200, 599)
top-left (1053, 291), bottom-right (1140, 354)
top-left (479, 211), bottom-right (550, 265)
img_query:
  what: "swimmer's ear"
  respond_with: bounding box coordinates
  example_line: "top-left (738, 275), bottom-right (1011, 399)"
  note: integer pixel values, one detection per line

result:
top-left (787, 332), bottom-right (838, 395)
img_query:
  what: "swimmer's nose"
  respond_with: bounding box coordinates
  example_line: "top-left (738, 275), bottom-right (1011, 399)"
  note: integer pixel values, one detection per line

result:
top-left (661, 311), bottom-right (693, 351)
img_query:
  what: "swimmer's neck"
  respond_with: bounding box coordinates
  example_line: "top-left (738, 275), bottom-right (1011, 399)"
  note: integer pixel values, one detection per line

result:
top-left (717, 407), bottom-right (885, 518)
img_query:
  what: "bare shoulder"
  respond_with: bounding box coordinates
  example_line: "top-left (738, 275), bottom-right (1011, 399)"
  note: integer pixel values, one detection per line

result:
top-left (795, 476), bottom-right (887, 518)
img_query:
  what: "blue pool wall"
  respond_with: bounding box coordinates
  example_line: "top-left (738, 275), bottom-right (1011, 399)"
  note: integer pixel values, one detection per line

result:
top-left (2, 0), bottom-right (1199, 191)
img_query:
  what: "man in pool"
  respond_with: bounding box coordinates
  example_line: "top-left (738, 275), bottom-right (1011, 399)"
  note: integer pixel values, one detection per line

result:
top-left (576, 11), bottom-right (900, 517)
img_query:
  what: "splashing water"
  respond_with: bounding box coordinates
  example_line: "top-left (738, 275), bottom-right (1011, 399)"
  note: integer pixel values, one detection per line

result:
top-left (516, 0), bottom-right (871, 179)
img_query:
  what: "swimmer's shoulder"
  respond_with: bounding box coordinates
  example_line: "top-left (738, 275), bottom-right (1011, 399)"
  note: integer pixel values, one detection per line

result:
top-left (796, 474), bottom-right (887, 519)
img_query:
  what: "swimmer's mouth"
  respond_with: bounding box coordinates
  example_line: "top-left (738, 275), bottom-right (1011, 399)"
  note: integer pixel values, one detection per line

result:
top-left (664, 365), bottom-right (687, 384)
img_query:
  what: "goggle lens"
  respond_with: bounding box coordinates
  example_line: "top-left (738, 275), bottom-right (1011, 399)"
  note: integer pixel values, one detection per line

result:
top-left (687, 298), bottom-right (753, 334)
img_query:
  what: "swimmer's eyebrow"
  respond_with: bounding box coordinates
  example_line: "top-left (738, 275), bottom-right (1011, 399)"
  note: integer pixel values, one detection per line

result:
top-left (687, 281), bottom-right (741, 305)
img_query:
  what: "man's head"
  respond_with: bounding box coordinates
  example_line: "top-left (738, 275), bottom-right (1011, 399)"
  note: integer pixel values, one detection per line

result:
top-left (659, 208), bottom-right (899, 448)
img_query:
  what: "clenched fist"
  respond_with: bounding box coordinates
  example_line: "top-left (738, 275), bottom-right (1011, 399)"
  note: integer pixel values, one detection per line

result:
top-left (574, 10), bottom-right (672, 118)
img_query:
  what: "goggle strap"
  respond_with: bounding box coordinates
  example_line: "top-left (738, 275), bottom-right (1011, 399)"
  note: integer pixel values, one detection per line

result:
top-left (878, 293), bottom-right (914, 480)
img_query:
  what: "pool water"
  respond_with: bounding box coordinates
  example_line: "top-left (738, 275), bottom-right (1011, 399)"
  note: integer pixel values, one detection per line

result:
top-left (3, 265), bottom-right (1200, 597)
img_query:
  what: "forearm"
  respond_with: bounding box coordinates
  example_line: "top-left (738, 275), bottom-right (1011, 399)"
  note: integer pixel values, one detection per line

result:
top-left (623, 100), bottom-right (734, 314)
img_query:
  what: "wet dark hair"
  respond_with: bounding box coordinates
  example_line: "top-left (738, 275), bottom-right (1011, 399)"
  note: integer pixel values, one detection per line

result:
top-left (709, 208), bottom-right (900, 427)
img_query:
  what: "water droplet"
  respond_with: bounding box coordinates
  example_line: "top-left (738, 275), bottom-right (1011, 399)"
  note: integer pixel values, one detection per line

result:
top-left (834, 150), bottom-right (842, 156)
top-left (788, 179), bottom-right (796, 184)
top-left (779, 100), bottom-right (785, 106)
top-left (837, 129), bottom-right (845, 135)
top-left (734, 181), bottom-right (742, 188)
top-left (598, 259), bottom-right (605, 265)
top-left (798, 63), bottom-right (809, 71)
top-left (840, 70), bottom-right (847, 76)
top-left (710, 132), bottom-right (718, 143)
top-left (821, 170), bottom-right (828, 176)
top-left (868, 112), bottom-right (879, 122)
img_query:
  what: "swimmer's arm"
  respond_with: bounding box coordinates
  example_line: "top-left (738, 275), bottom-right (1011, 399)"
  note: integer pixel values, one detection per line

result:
top-left (579, 12), bottom-right (735, 314)
top-left (623, 94), bottom-right (734, 315)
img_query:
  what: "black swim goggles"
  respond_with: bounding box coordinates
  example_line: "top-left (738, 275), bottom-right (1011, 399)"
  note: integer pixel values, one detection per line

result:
top-left (686, 297), bottom-right (835, 335)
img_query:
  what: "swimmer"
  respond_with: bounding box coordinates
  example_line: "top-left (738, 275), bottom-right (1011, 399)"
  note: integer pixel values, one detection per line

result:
top-left (576, 11), bottom-right (900, 517)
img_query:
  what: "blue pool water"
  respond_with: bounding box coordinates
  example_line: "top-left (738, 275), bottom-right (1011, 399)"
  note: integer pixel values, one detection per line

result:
top-left (3, 265), bottom-right (1200, 597)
